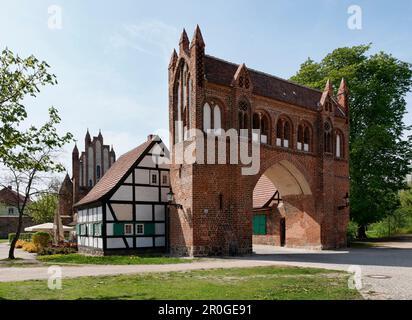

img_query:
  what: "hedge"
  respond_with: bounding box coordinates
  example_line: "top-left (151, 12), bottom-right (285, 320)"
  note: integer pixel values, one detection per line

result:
top-left (8, 233), bottom-right (33, 243)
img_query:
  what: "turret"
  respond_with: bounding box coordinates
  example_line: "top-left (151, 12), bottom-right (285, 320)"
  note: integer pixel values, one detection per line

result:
top-left (179, 29), bottom-right (189, 55)
top-left (337, 78), bottom-right (349, 122)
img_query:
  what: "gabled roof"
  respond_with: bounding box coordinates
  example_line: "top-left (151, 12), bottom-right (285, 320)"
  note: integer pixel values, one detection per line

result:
top-left (0, 187), bottom-right (28, 206)
top-left (204, 55), bottom-right (347, 119)
top-left (74, 137), bottom-right (156, 207)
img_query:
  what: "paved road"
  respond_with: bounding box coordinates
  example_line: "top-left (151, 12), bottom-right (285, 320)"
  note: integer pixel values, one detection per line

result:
top-left (1, 239), bottom-right (411, 300)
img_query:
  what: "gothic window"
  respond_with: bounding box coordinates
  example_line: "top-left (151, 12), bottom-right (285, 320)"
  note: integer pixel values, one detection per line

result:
top-left (213, 105), bottom-right (222, 135)
top-left (238, 101), bottom-right (249, 138)
top-left (324, 121), bottom-right (332, 153)
top-left (276, 118), bottom-right (292, 148)
top-left (252, 112), bottom-right (269, 144)
top-left (335, 130), bottom-right (344, 158)
top-left (304, 127), bottom-right (311, 152)
top-left (297, 125), bottom-right (304, 150)
top-left (96, 165), bottom-right (101, 180)
top-left (297, 123), bottom-right (312, 152)
top-left (283, 121), bottom-right (291, 148)
top-left (203, 102), bottom-right (222, 135)
top-left (203, 103), bottom-right (211, 133)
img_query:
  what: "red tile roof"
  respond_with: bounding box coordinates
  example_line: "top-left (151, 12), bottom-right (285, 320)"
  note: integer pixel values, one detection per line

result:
top-left (0, 187), bottom-right (28, 206)
top-left (75, 139), bottom-right (154, 207)
top-left (253, 175), bottom-right (277, 209)
top-left (204, 55), bottom-right (346, 117)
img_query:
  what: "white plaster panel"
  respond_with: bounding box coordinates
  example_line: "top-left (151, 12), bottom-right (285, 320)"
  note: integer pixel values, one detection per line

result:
top-left (111, 204), bottom-right (133, 221)
top-left (154, 205), bottom-right (165, 221)
top-left (135, 169), bottom-right (149, 184)
top-left (139, 155), bottom-right (156, 168)
top-left (111, 185), bottom-right (133, 201)
top-left (107, 238), bottom-right (126, 249)
top-left (135, 186), bottom-right (159, 202)
top-left (135, 204), bottom-right (153, 221)
top-left (155, 223), bottom-right (165, 235)
top-left (136, 237), bottom-right (153, 248)
top-left (106, 223), bottom-right (113, 236)
top-left (161, 187), bottom-right (170, 202)
top-left (155, 237), bottom-right (166, 247)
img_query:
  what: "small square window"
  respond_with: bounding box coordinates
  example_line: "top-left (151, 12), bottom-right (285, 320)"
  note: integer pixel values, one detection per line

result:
top-left (124, 224), bottom-right (133, 236)
top-left (136, 224), bottom-right (144, 235)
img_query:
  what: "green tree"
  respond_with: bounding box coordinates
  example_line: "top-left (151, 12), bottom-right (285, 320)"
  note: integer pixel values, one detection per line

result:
top-left (28, 193), bottom-right (58, 224)
top-left (290, 45), bottom-right (412, 238)
top-left (0, 48), bottom-right (73, 259)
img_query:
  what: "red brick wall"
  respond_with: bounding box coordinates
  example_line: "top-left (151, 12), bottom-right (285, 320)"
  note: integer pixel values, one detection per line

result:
top-left (168, 28), bottom-right (350, 256)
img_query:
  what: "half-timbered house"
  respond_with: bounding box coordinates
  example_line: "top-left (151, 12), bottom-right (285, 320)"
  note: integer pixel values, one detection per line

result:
top-left (74, 135), bottom-right (170, 255)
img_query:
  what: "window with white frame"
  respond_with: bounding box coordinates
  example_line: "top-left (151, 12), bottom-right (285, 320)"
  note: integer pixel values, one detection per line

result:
top-left (150, 171), bottom-right (158, 186)
top-left (136, 224), bottom-right (144, 235)
top-left (124, 224), bottom-right (133, 236)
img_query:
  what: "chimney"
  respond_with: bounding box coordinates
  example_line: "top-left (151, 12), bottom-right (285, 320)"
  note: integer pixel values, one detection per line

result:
top-left (147, 134), bottom-right (155, 141)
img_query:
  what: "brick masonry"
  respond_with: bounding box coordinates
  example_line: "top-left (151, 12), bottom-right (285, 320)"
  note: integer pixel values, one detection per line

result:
top-left (168, 26), bottom-right (350, 256)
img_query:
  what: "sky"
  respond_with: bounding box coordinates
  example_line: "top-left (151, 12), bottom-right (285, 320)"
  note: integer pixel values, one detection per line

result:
top-left (0, 0), bottom-right (411, 178)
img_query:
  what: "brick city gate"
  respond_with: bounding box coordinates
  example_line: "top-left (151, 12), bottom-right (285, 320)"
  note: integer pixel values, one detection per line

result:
top-left (167, 26), bottom-right (350, 256)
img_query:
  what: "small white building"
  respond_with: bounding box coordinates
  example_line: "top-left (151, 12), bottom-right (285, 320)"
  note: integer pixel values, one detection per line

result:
top-left (74, 135), bottom-right (170, 255)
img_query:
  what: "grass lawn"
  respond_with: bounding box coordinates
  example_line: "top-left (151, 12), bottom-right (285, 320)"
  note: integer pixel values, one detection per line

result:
top-left (36, 253), bottom-right (191, 265)
top-left (0, 266), bottom-right (362, 300)
top-left (0, 239), bottom-right (8, 244)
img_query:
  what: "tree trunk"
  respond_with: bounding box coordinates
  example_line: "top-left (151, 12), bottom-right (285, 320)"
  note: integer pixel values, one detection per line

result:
top-left (8, 212), bottom-right (24, 260)
top-left (357, 225), bottom-right (367, 240)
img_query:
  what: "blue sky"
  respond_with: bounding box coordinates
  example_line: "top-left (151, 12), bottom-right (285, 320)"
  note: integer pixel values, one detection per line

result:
top-left (0, 0), bottom-right (411, 174)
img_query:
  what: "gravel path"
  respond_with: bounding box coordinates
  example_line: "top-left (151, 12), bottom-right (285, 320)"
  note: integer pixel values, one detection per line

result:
top-left (1, 239), bottom-right (411, 300)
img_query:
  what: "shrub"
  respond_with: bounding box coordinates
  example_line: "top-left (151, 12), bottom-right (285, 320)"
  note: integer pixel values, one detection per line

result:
top-left (38, 246), bottom-right (77, 256)
top-left (346, 220), bottom-right (358, 243)
top-left (15, 240), bottom-right (27, 249)
top-left (22, 242), bottom-right (38, 253)
top-left (32, 232), bottom-right (51, 249)
top-left (8, 233), bottom-right (33, 243)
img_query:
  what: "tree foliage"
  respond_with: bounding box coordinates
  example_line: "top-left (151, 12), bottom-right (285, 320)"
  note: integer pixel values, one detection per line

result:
top-left (290, 45), bottom-right (412, 233)
top-left (0, 48), bottom-right (73, 258)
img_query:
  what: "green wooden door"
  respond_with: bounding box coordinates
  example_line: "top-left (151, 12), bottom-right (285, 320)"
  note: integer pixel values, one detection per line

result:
top-left (253, 215), bottom-right (267, 235)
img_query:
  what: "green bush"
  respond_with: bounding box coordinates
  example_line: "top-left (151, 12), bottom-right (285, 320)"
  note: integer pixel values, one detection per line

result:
top-left (37, 246), bottom-right (77, 256)
top-left (347, 220), bottom-right (358, 242)
top-left (32, 232), bottom-right (51, 249)
top-left (8, 232), bottom-right (33, 243)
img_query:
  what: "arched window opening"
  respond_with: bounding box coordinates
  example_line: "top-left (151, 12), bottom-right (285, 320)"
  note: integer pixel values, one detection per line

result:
top-left (303, 127), bottom-right (310, 152)
top-left (238, 101), bottom-right (249, 138)
top-left (252, 112), bottom-right (269, 144)
top-left (324, 121), bottom-right (332, 153)
top-left (283, 121), bottom-right (290, 148)
top-left (261, 115), bottom-right (269, 144)
top-left (203, 103), bottom-right (211, 133)
top-left (297, 125), bottom-right (304, 150)
top-left (276, 119), bottom-right (282, 146)
top-left (213, 105), bottom-right (222, 135)
top-left (96, 165), bottom-right (101, 180)
top-left (335, 131), bottom-right (344, 158)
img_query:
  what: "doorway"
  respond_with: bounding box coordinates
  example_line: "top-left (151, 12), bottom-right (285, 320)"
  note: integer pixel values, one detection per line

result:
top-left (280, 217), bottom-right (286, 247)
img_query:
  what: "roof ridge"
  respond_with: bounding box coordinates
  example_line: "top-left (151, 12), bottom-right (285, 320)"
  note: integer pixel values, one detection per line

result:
top-left (204, 54), bottom-right (323, 94)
